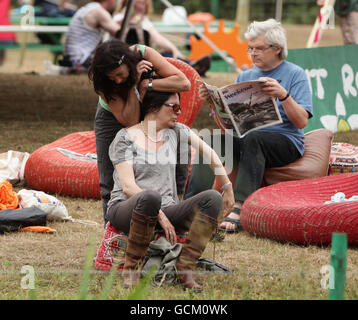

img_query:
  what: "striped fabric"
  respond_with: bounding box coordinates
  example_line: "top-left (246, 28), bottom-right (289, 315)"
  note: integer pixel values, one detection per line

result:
top-left (64, 2), bottom-right (104, 64)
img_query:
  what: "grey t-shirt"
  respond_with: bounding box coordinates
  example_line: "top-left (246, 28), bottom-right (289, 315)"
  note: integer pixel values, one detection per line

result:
top-left (107, 122), bottom-right (191, 210)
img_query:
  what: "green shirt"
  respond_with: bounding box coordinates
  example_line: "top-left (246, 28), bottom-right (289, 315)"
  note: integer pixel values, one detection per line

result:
top-left (98, 44), bottom-right (147, 113)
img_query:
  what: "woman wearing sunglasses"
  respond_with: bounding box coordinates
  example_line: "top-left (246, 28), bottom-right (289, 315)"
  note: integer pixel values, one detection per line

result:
top-left (106, 90), bottom-right (235, 291)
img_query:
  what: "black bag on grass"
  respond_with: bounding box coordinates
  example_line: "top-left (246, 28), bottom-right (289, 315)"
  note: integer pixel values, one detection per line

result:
top-left (0, 207), bottom-right (47, 234)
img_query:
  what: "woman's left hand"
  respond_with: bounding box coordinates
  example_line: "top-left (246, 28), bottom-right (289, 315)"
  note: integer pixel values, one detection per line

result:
top-left (136, 59), bottom-right (153, 84)
top-left (222, 187), bottom-right (235, 218)
top-left (158, 209), bottom-right (177, 245)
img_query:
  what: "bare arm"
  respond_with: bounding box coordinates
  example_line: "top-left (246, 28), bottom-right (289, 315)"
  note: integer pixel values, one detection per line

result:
top-left (114, 161), bottom-right (142, 197)
top-left (260, 77), bottom-right (309, 129)
top-left (91, 7), bottom-right (121, 36)
top-left (188, 130), bottom-right (235, 218)
top-left (114, 159), bottom-right (177, 244)
top-left (139, 46), bottom-right (191, 93)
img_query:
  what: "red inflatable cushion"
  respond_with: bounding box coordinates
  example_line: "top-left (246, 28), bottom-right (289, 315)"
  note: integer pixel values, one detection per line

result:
top-left (240, 173), bottom-right (358, 245)
top-left (24, 131), bottom-right (100, 199)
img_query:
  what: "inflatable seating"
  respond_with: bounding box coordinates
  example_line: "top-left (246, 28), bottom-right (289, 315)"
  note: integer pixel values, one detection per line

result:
top-left (24, 131), bottom-right (100, 199)
top-left (214, 128), bottom-right (334, 190)
top-left (240, 172), bottom-right (358, 245)
top-left (24, 58), bottom-right (203, 198)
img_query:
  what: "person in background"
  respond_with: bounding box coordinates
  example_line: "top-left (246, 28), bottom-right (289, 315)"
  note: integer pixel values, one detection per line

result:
top-left (59, 0), bottom-right (121, 71)
top-left (113, 0), bottom-right (211, 76)
top-left (88, 39), bottom-right (191, 225)
top-left (34, 0), bottom-right (78, 45)
top-left (185, 19), bottom-right (313, 233)
top-left (35, 0), bottom-right (78, 18)
top-left (106, 89), bottom-right (234, 290)
top-left (317, 0), bottom-right (358, 44)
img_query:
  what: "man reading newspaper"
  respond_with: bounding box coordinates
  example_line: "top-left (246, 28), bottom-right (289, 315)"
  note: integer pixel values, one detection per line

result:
top-left (185, 19), bottom-right (313, 233)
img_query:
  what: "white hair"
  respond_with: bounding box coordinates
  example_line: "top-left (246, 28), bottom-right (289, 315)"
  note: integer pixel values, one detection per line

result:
top-left (244, 19), bottom-right (288, 60)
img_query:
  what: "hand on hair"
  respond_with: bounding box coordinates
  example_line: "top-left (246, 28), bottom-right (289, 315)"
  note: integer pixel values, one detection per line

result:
top-left (136, 60), bottom-right (153, 84)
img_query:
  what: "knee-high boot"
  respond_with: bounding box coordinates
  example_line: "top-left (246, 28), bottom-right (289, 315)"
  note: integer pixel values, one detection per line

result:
top-left (176, 212), bottom-right (218, 292)
top-left (122, 210), bottom-right (157, 288)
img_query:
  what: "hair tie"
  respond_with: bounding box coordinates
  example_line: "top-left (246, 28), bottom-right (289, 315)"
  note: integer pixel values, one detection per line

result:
top-left (118, 54), bottom-right (125, 66)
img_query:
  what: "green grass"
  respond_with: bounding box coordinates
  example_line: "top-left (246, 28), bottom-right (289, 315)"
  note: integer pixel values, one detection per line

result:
top-left (0, 72), bottom-right (358, 300)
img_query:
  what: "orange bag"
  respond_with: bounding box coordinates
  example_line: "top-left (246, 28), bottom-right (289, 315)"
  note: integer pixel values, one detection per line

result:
top-left (19, 226), bottom-right (56, 233)
top-left (0, 180), bottom-right (19, 210)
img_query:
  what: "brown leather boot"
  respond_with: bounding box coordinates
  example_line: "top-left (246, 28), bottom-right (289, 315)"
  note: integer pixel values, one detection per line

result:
top-left (122, 211), bottom-right (157, 288)
top-left (176, 212), bottom-right (218, 292)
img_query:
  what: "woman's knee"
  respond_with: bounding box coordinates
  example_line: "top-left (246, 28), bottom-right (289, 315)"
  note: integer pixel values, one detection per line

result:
top-left (199, 190), bottom-right (223, 219)
top-left (135, 190), bottom-right (162, 216)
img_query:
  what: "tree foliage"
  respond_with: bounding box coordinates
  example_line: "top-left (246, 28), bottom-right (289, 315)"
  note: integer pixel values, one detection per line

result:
top-left (152, 0), bottom-right (320, 24)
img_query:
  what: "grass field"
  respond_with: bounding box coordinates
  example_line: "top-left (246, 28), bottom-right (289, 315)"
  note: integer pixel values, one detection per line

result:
top-left (0, 24), bottom-right (357, 300)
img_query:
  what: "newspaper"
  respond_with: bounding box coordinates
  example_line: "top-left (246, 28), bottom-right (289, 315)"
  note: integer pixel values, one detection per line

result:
top-left (202, 80), bottom-right (283, 138)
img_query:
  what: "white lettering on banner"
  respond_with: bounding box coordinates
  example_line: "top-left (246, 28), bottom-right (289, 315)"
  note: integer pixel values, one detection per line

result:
top-left (305, 68), bottom-right (327, 99)
top-left (335, 92), bottom-right (346, 117)
top-left (342, 64), bottom-right (357, 97)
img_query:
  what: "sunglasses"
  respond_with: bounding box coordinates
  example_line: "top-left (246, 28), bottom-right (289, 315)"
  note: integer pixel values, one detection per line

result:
top-left (164, 103), bottom-right (181, 113)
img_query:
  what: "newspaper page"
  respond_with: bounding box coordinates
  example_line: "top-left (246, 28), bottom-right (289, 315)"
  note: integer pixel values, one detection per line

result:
top-left (202, 80), bottom-right (283, 138)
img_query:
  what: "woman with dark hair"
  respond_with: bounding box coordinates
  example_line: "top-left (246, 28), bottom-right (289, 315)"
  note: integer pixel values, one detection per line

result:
top-left (107, 89), bottom-right (235, 291)
top-left (88, 39), bottom-right (190, 225)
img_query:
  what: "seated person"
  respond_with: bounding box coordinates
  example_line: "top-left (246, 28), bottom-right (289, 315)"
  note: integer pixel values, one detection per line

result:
top-left (107, 90), bottom-right (234, 291)
top-left (113, 0), bottom-right (211, 76)
top-left (185, 19), bottom-right (313, 233)
top-left (35, 0), bottom-right (77, 18)
top-left (59, 0), bottom-right (121, 72)
top-left (34, 0), bottom-right (78, 44)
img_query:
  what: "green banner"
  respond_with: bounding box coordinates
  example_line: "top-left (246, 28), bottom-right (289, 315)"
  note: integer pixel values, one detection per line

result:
top-left (287, 45), bottom-right (358, 133)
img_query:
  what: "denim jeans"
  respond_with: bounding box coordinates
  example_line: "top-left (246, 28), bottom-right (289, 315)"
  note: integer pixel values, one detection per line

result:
top-left (185, 131), bottom-right (301, 203)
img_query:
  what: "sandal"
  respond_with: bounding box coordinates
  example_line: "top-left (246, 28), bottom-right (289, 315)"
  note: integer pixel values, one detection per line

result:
top-left (218, 207), bottom-right (242, 233)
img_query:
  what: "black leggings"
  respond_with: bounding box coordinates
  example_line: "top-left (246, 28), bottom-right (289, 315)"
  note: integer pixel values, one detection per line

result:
top-left (94, 104), bottom-right (125, 224)
top-left (107, 189), bottom-right (223, 234)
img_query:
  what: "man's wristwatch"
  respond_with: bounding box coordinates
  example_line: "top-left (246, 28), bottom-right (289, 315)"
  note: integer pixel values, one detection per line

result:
top-left (147, 78), bottom-right (153, 91)
top-left (279, 91), bottom-right (290, 102)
